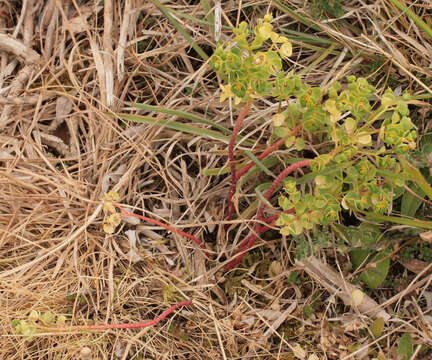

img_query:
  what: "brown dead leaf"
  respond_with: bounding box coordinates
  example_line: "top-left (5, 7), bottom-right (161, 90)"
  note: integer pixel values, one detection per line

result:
top-left (63, 6), bottom-right (96, 35)
top-left (400, 258), bottom-right (432, 275)
top-left (420, 231), bottom-right (432, 244)
top-left (339, 313), bottom-right (368, 332)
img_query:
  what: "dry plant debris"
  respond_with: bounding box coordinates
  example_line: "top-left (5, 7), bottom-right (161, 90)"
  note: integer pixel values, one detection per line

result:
top-left (1, 1), bottom-right (432, 359)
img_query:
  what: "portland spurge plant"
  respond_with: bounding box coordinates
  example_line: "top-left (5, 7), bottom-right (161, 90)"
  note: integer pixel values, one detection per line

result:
top-left (210, 15), bottom-right (417, 269)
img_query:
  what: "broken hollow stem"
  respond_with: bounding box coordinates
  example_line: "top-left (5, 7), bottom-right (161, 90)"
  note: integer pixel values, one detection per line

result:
top-left (225, 159), bottom-right (311, 271)
top-left (39, 300), bottom-right (193, 332)
top-left (227, 100), bottom-right (253, 220)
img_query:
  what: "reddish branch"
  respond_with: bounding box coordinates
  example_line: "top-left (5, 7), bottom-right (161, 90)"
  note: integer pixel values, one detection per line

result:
top-left (225, 159), bottom-right (311, 270)
top-left (235, 138), bottom-right (285, 180)
top-left (44, 300), bottom-right (192, 332)
top-left (233, 209), bottom-right (295, 253)
top-left (118, 208), bottom-right (210, 258)
top-left (235, 124), bottom-right (302, 182)
top-left (227, 100), bottom-right (252, 220)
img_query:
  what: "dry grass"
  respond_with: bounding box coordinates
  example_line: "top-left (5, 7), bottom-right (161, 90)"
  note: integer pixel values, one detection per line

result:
top-left (1, 1), bottom-right (432, 359)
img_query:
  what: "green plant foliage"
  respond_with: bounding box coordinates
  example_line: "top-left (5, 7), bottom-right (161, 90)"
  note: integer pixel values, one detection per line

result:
top-left (211, 16), bottom-right (419, 238)
top-left (312, 0), bottom-right (344, 18)
top-left (369, 317), bottom-right (384, 338)
top-left (13, 310), bottom-right (66, 339)
top-left (337, 223), bottom-right (390, 289)
top-left (401, 241), bottom-right (432, 263)
top-left (397, 333), bottom-right (413, 360)
top-left (401, 183), bottom-right (424, 217)
top-left (210, 14), bottom-right (291, 105)
top-left (353, 251), bottom-right (390, 289)
top-left (293, 228), bottom-right (333, 260)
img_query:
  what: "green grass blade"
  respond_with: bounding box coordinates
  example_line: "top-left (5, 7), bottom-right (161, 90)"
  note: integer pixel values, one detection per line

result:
top-left (118, 113), bottom-right (231, 142)
top-left (272, 0), bottom-right (321, 31)
top-left (388, 0), bottom-right (432, 41)
top-left (281, 29), bottom-right (334, 45)
top-left (166, 9), bottom-right (232, 30)
top-left (132, 103), bottom-right (230, 135)
top-left (363, 212), bottom-right (432, 230)
top-left (244, 151), bottom-right (276, 178)
top-left (151, 0), bottom-right (209, 60)
top-left (255, 183), bottom-right (275, 209)
top-left (203, 156), bottom-right (280, 177)
top-left (299, 43), bottom-right (337, 76)
top-left (200, 0), bottom-right (215, 36)
top-left (117, 113), bottom-right (256, 146)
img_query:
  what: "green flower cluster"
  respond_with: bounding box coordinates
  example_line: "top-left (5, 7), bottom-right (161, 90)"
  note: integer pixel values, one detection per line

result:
top-left (380, 89), bottom-right (417, 154)
top-left (211, 16), bottom-right (418, 237)
top-left (273, 76), bottom-right (417, 235)
top-left (210, 14), bottom-right (292, 104)
top-left (277, 177), bottom-right (341, 235)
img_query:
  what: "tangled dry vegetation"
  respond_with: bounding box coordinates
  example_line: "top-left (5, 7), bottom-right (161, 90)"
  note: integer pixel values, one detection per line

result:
top-left (1, 1), bottom-right (432, 359)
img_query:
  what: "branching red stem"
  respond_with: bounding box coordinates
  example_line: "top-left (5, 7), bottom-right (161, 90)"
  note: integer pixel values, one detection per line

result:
top-left (225, 159), bottom-right (311, 271)
top-left (227, 100), bottom-right (252, 220)
top-left (235, 123), bottom-right (302, 182)
top-left (118, 208), bottom-right (210, 258)
top-left (234, 209), bottom-right (295, 253)
top-left (235, 138), bottom-right (285, 181)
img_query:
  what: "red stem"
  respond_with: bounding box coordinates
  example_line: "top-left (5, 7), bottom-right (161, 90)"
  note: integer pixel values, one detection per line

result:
top-left (118, 208), bottom-right (210, 258)
top-left (224, 159), bottom-right (311, 271)
top-left (48, 300), bottom-right (192, 331)
top-left (236, 123), bottom-right (302, 182)
top-left (235, 138), bottom-right (285, 181)
top-left (234, 209), bottom-right (295, 253)
top-left (227, 100), bottom-right (252, 220)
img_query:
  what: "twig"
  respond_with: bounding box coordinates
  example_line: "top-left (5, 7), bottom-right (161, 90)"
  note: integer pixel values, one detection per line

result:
top-left (0, 34), bottom-right (40, 65)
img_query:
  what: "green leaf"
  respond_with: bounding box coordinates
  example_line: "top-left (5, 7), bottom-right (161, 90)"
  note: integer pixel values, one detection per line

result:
top-left (347, 224), bottom-right (388, 289)
top-left (397, 333), bottom-right (413, 360)
top-left (118, 113), bottom-right (232, 142)
top-left (255, 183), bottom-right (275, 209)
top-left (399, 157), bottom-right (432, 200)
top-left (279, 42), bottom-right (292, 57)
top-left (369, 317), bottom-right (384, 338)
top-left (41, 311), bottom-right (55, 324)
top-left (358, 252), bottom-right (390, 289)
top-left (117, 113), bottom-right (254, 146)
top-left (401, 184), bottom-right (424, 217)
top-left (200, 0), bottom-right (214, 36)
top-left (244, 151), bottom-right (276, 178)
